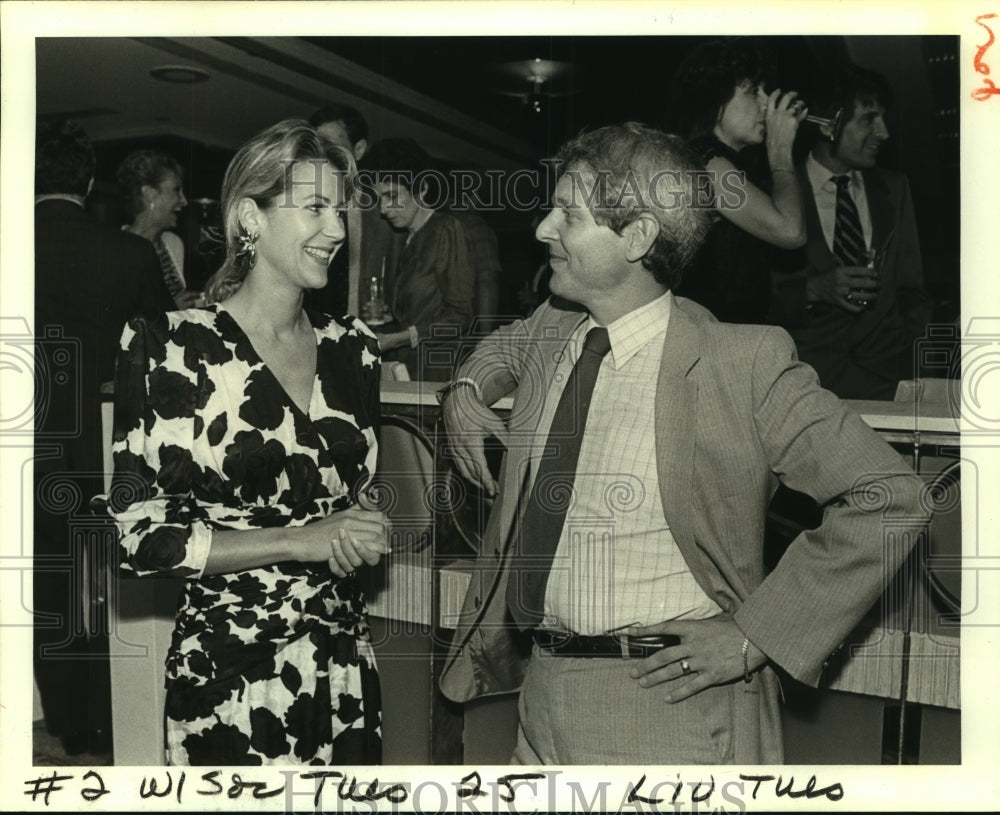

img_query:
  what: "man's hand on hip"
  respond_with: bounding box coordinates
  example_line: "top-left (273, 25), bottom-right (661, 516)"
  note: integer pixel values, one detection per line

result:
top-left (626, 617), bottom-right (767, 703)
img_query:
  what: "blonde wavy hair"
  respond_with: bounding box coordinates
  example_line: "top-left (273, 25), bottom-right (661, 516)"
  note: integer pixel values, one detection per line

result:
top-left (204, 119), bottom-right (356, 304)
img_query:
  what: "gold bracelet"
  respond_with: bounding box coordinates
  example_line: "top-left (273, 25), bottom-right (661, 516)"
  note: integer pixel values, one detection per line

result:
top-left (742, 636), bottom-right (753, 684)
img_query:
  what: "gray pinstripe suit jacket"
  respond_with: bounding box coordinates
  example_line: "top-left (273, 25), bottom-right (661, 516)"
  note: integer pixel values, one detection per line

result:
top-left (439, 293), bottom-right (928, 763)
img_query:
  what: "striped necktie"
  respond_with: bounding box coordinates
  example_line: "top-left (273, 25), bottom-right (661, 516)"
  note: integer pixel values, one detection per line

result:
top-left (506, 326), bottom-right (612, 630)
top-left (831, 175), bottom-right (866, 266)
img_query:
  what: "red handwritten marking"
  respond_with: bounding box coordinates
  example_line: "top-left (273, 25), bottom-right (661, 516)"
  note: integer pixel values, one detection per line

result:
top-left (974, 13), bottom-right (996, 73)
top-left (973, 13), bottom-right (1000, 100)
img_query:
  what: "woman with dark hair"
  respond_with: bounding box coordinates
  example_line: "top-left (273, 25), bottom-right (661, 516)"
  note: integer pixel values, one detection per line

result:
top-left (669, 38), bottom-right (808, 323)
top-left (117, 149), bottom-right (200, 309)
top-left (108, 119), bottom-right (387, 765)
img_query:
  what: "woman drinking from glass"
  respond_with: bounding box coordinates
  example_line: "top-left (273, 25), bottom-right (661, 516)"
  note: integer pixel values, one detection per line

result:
top-left (669, 38), bottom-right (808, 323)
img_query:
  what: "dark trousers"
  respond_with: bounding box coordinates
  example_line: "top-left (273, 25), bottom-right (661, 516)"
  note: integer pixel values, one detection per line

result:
top-left (33, 464), bottom-right (113, 742)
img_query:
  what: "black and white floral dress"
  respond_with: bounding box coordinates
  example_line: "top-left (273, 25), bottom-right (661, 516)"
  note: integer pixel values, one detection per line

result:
top-left (108, 304), bottom-right (382, 765)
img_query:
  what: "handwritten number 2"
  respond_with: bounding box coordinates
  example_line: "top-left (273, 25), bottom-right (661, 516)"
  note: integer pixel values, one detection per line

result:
top-left (457, 772), bottom-right (486, 799)
top-left (80, 771), bottom-right (110, 802)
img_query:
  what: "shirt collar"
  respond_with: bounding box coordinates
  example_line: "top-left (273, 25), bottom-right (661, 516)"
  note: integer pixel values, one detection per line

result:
top-left (405, 207), bottom-right (435, 244)
top-left (35, 194), bottom-right (85, 207)
top-left (806, 152), bottom-right (864, 194)
top-left (584, 291), bottom-right (672, 369)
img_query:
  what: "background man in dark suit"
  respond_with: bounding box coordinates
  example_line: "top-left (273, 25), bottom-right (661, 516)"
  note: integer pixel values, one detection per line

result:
top-left (770, 65), bottom-right (933, 400)
top-left (33, 120), bottom-right (172, 754)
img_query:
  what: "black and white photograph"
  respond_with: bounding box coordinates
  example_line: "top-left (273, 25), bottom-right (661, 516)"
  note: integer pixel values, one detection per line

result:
top-left (1, 1), bottom-right (997, 811)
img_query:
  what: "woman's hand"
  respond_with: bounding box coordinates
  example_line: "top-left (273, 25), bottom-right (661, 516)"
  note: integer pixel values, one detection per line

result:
top-left (764, 88), bottom-right (807, 164)
top-left (295, 507), bottom-right (389, 576)
top-left (328, 527), bottom-right (387, 577)
top-left (327, 507), bottom-right (389, 576)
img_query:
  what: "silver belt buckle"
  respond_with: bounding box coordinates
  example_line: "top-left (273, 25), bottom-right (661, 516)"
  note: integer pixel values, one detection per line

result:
top-left (628, 635), bottom-right (666, 656)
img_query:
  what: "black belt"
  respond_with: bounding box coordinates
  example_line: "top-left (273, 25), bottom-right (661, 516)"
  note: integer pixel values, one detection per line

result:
top-left (532, 629), bottom-right (680, 659)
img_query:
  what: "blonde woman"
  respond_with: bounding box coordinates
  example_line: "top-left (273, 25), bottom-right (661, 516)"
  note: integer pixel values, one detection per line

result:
top-left (109, 120), bottom-right (387, 765)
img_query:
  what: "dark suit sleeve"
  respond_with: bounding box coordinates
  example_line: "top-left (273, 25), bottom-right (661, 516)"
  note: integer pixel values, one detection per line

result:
top-left (733, 328), bottom-right (929, 685)
top-left (768, 248), bottom-right (813, 328)
top-left (890, 175), bottom-right (934, 338)
top-left (96, 230), bottom-right (175, 386)
top-left (132, 240), bottom-right (176, 317)
top-left (767, 172), bottom-right (821, 329)
top-left (403, 216), bottom-right (476, 341)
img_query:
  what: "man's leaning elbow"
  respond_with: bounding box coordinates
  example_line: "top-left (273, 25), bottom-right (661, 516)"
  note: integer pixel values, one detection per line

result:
top-left (882, 472), bottom-right (933, 530)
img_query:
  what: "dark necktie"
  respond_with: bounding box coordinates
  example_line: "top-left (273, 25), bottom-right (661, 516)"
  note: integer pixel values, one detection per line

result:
top-left (506, 326), bottom-right (612, 630)
top-left (831, 175), bottom-right (866, 266)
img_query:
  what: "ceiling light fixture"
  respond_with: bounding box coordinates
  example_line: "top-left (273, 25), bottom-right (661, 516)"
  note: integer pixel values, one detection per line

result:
top-left (491, 59), bottom-right (577, 114)
top-left (149, 65), bottom-right (210, 84)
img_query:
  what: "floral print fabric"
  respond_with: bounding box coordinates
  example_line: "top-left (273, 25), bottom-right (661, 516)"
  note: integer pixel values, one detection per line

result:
top-left (109, 304), bottom-right (382, 765)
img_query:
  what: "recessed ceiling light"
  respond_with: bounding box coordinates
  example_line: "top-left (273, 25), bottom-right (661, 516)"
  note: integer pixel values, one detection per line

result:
top-left (149, 65), bottom-right (210, 84)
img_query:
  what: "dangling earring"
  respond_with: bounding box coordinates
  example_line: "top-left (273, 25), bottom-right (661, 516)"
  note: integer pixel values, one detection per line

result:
top-left (236, 226), bottom-right (259, 270)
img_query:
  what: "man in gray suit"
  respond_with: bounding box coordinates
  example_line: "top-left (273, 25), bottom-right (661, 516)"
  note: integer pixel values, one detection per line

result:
top-left (437, 123), bottom-right (928, 764)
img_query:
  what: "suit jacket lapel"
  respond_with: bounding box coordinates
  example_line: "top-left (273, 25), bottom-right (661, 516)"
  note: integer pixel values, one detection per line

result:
top-left (494, 307), bottom-right (588, 555)
top-left (863, 169), bottom-right (894, 253)
top-left (455, 306), bottom-right (587, 648)
top-left (654, 302), bottom-right (700, 559)
top-left (800, 166), bottom-right (894, 266)
top-left (798, 172), bottom-right (837, 271)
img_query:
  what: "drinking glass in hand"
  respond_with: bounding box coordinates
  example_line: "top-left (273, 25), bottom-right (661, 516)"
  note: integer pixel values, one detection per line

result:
top-left (850, 248), bottom-right (881, 309)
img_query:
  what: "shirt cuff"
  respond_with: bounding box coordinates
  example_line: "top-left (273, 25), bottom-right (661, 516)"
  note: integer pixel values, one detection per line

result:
top-left (435, 377), bottom-right (483, 405)
top-left (408, 325), bottom-right (419, 349)
top-left (188, 522), bottom-right (214, 578)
